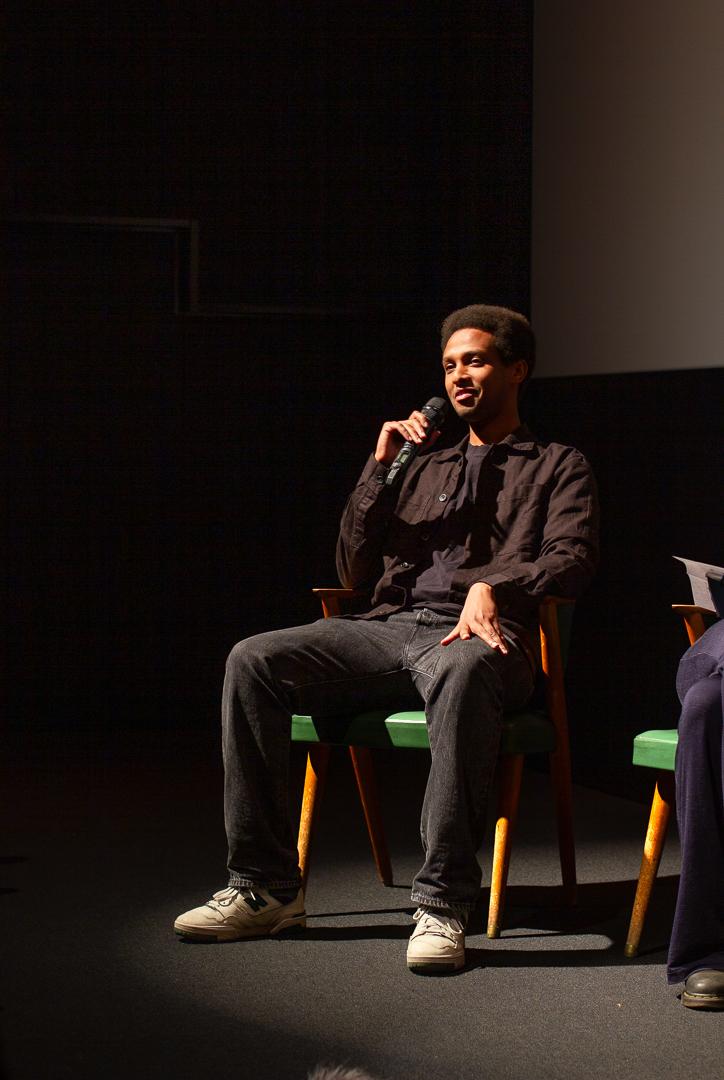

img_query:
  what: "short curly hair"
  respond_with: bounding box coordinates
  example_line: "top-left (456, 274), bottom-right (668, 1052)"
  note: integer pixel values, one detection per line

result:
top-left (440, 304), bottom-right (536, 383)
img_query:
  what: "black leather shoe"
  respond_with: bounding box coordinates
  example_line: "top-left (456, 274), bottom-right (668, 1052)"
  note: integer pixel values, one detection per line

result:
top-left (682, 968), bottom-right (724, 1009)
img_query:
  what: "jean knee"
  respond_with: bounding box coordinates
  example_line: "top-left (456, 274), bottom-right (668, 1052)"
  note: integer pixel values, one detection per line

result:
top-left (678, 676), bottom-right (722, 746)
top-left (226, 633), bottom-right (274, 680)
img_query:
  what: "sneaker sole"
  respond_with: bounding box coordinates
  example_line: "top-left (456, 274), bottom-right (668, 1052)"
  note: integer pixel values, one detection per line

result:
top-left (407, 955), bottom-right (465, 975)
top-left (174, 913), bottom-right (307, 943)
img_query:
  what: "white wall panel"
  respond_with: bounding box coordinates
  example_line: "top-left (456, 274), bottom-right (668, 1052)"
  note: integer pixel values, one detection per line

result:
top-left (532, 1), bottom-right (724, 375)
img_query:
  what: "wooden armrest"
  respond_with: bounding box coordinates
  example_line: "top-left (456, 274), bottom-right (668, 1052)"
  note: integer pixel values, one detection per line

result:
top-left (312, 588), bottom-right (364, 598)
top-left (312, 587), bottom-right (368, 618)
top-left (539, 596), bottom-right (575, 609)
top-left (672, 603), bottom-right (715, 646)
top-left (671, 604), bottom-right (715, 616)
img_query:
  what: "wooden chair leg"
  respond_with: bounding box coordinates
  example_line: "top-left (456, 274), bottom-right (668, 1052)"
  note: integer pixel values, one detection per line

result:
top-left (297, 744), bottom-right (331, 893)
top-left (487, 753), bottom-right (524, 938)
top-left (349, 746), bottom-right (393, 886)
top-left (625, 770), bottom-right (675, 958)
top-left (549, 737), bottom-right (577, 906)
top-left (538, 598), bottom-right (578, 905)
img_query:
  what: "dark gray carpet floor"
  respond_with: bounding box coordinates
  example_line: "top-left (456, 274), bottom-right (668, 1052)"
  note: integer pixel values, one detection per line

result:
top-left (3, 729), bottom-right (722, 1080)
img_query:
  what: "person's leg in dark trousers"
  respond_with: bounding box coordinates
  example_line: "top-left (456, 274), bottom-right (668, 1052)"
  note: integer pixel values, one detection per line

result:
top-left (401, 610), bottom-right (534, 916)
top-left (221, 615), bottom-right (420, 890)
top-left (175, 615), bottom-right (421, 940)
top-left (222, 608), bottom-right (533, 907)
top-left (176, 608), bottom-right (534, 950)
top-left (667, 671), bottom-right (724, 984)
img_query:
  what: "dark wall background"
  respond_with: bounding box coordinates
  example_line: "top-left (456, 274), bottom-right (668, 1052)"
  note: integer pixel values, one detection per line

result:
top-left (4, 3), bottom-right (722, 800)
top-left (524, 368), bottom-right (723, 796)
top-left (3, 2), bottom-right (533, 714)
top-left (5, 3), bottom-right (531, 310)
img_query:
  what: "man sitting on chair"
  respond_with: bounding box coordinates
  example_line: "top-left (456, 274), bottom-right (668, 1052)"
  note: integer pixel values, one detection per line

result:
top-left (174, 304), bottom-right (599, 973)
top-left (668, 617), bottom-right (724, 1008)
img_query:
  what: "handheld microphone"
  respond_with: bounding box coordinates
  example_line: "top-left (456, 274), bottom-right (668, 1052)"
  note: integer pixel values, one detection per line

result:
top-left (385, 397), bottom-right (448, 488)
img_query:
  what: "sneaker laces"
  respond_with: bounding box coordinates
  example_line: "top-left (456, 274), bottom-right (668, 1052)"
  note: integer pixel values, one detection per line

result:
top-left (413, 907), bottom-right (465, 940)
top-left (206, 886), bottom-right (259, 912)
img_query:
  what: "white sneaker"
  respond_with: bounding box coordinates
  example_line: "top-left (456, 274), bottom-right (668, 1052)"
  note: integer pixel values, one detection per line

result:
top-left (174, 886), bottom-right (306, 942)
top-left (406, 907), bottom-right (466, 973)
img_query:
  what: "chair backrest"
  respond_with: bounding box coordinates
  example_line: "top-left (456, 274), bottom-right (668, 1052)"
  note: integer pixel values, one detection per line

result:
top-left (552, 599), bottom-right (575, 667)
top-left (538, 597), bottom-right (575, 748)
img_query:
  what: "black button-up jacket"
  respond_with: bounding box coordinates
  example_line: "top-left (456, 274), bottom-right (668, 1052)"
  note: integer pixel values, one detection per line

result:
top-left (336, 424), bottom-right (599, 645)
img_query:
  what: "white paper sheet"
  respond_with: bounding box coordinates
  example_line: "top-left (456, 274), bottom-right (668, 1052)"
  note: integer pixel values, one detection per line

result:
top-left (674, 556), bottom-right (724, 614)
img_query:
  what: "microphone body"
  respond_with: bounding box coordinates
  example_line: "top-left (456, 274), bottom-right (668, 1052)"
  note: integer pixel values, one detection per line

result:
top-left (384, 397), bottom-right (448, 488)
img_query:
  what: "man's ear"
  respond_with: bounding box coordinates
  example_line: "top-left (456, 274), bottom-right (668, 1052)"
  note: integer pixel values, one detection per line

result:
top-left (510, 359), bottom-right (528, 384)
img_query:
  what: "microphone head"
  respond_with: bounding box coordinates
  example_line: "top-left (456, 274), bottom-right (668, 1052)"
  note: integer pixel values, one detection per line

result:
top-left (421, 397), bottom-right (448, 429)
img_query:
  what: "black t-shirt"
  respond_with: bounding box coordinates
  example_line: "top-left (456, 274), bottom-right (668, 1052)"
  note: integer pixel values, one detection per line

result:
top-left (409, 441), bottom-right (494, 617)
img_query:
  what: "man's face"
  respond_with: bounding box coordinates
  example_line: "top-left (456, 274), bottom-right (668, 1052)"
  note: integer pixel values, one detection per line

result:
top-left (442, 328), bottom-right (523, 424)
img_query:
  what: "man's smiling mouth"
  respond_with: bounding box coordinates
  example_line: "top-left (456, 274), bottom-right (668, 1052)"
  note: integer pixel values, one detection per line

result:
top-left (454, 389), bottom-right (477, 403)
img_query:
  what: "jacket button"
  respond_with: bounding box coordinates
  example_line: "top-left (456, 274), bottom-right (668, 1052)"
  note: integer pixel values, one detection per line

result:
top-left (421, 532), bottom-right (430, 541)
top-left (438, 493), bottom-right (448, 502)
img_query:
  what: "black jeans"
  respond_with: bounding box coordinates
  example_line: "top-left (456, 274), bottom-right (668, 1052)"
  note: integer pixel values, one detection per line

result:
top-left (221, 610), bottom-right (534, 914)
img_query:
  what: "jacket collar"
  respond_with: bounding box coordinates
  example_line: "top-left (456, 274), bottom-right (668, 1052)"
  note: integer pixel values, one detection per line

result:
top-left (498, 423), bottom-right (538, 451)
top-left (442, 423), bottom-right (538, 459)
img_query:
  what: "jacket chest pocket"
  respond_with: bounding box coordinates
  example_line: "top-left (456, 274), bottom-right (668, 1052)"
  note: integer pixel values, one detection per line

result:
top-left (384, 494), bottom-right (435, 556)
top-left (487, 485), bottom-right (546, 550)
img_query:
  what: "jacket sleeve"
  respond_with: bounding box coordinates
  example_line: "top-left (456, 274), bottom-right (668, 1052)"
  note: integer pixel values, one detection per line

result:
top-left (478, 449), bottom-right (599, 603)
top-left (336, 455), bottom-right (399, 589)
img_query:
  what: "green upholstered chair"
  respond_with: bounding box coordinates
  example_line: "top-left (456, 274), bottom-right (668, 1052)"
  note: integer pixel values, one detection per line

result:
top-left (292, 589), bottom-right (576, 938)
top-left (624, 604), bottom-right (714, 958)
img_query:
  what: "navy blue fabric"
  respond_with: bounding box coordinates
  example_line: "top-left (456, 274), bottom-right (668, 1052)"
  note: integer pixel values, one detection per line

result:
top-left (667, 620), bottom-right (724, 983)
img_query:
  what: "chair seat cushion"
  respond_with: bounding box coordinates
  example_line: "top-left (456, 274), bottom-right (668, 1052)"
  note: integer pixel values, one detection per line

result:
top-left (632, 728), bottom-right (678, 771)
top-left (291, 707), bottom-right (556, 754)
